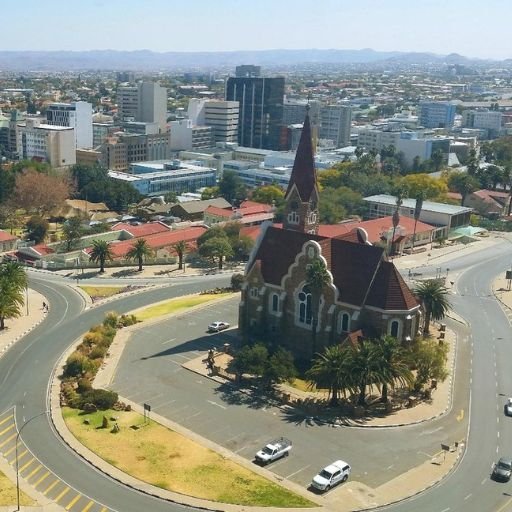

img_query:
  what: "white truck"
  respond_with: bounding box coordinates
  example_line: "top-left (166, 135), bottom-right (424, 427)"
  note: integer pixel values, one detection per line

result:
top-left (311, 460), bottom-right (351, 491)
top-left (254, 437), bottom-right (292, 464)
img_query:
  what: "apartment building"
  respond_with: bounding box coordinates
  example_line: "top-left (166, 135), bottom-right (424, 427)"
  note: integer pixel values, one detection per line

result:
top-left (46, 101), bottom-right (93, 149)
top-left (319, 105), bottom-right (352, 148)
top-left (418, 101), bottom-right (456, 129)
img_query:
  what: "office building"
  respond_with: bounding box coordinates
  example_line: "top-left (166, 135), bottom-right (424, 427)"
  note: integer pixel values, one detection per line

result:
top-left (18, 119), bottom-right (76, 167)
top-left (226, 76), bottom-right (285, 150)
top-left (282, 99), bottom-right (321, 128)
top-left (357, 127), bottom-right (403, 152)
top-left (235, 65), bottom-right (261, 78)
top-left (418, 102), bottom-right (456, 129)
top-left (170, 119), bottom-right (213, 151)
top-left (462, 110), bottom-right (502, 137)
top-left (117, 81), bottom-right (168, 132)
top-left (187, 99), bottom-right (239, 144)
top-left (319, 105), bottom-right (352, 148)
top-left (92, 122), bottom-right (119, 147)
top-left (46, 101), bottom-right (93, 149)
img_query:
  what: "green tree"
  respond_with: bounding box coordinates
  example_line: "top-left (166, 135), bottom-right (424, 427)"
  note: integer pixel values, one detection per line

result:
top-left (251, 185), bottom-right (285, 206)
top-left (262, 348), bottom-right (297, 388)
top-left (126, 238), bottom-right (153, 271)
top-left (89, 239), bottom-right (113, 273)
top-left (373, 336), bottom-right (414, 403)
top-left (306, 258), bottom-right (331, 355)
top-left (414, 280), bottom-right (451, 335)
top-left (306, 345), bottom-right (352, 406)
top-left (346, 340), bottom-right (381, 406)
top-left (226, 343), bottom-right (269, 381)
top-left (411, 338), bottom-right (449, 389)
top-left (411, 192), bottom-right (424, 251)
top-left (201, 187), bottom-right (220, 200)
top-left (218, 170), bottom-right (247, 204)
top-left (173, 240), bottom-right (187, 270)
top-left (431, 149), bottom-right (445, 173)
top-left (402, 174), bottom-right (447, 200)
top-left (232, 235), bottom-right (254, 262)
top-left (0, 168), bottom-right (15, 204)
top-left (164, 191), bottom-right (178, 204)
top-left (199, 237), bottom-right (233, 269)
top-left (0, 262), bottom-right (26, 330)
top-left (26, 216), bottom-right (49, 244)
top-left (62, 216), bottom-right (84, 252)
top-left (447, 172), bottom-right (480, 205)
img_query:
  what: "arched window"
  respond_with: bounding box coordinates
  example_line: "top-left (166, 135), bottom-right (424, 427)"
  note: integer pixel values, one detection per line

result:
top-left (298, 285), bottom-right (312, 325)
top-left (287, 210), bottom-right (299, 224)
top-left (389, 319), bottom-right (401, 338)
top-left (270, 293), bottom-right (279, 313)
top-left (338, 312), bottom-right (350, 333)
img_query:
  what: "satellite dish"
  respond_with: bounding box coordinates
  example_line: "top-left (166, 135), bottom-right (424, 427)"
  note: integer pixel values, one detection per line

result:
top-left (356, 227), bottom-right (372, 245)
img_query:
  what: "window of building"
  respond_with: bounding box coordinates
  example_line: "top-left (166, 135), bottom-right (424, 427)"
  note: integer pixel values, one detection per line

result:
top-left (250, 287), bottom-right (259, 298)
top-left (389, 319), bottom-right (401, 338)
top-left (270, 293), bottom-right (279, 313)
top-left (338, 312), bottom-right (350, 333)
top-left (298, 285), bottom-right (312, 325)
top-left (287, 211), bottom-right (299, 225)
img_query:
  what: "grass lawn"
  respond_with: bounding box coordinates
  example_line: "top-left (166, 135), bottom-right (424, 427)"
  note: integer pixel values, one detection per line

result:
top-left (79, 286), bottom-right (125, 299)
top-left (136, 293), bottom-right (234, 321)
top-left (62, 407), bottom-right (314, 507)
top-left (0, 469), bottom-right (35, 506)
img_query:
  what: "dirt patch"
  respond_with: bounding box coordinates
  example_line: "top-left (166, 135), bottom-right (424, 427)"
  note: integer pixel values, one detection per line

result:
top-left (0, 469), bottom-right (35, 506)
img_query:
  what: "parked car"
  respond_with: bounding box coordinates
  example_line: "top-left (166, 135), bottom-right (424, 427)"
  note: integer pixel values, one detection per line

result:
top-left (254, 438), bottom-right (292, 464)
top-left (492, 457), bottom-right (512, 482)
top-left (311, 460), bottom-right (351, 491)
top-left (207, 321), bottom-right (230, 333)
top-left (505, 398), bottom-right (512, 416)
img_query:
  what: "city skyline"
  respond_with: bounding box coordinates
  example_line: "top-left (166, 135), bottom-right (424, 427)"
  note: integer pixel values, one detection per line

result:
top-left (1, 0), bottom-right (511, 60)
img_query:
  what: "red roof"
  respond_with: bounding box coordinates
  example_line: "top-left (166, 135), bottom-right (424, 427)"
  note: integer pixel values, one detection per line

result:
top-left (240, 225), bottom-right (263, 241)
top-left (239, 201), bottom-right (274, 214)
top-left (205, 205), bottom-right (233, 218)
top-left (108, 226), bottom-right (207, 258)
top-left (285, 112), bottom-right (317, 202)
top-left (0, 230), bottom-right (17, 242)
top-left (111, 221), bottom-right (170, 237)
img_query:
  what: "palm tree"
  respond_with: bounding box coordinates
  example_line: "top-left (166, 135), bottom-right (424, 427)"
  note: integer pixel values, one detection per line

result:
top-left (306, 345), bottom-right (352, 406)
top-left (0, 262), bottom-right (26, 330)
top-left (411, 192), bottom-right (424, 253)
top-left (0, 261), bottom-right (27, 291)
top-left (373, 336), bottom-right (414, 403)
top-left (173, 240), bottom-right (187, 271)
top-left (346, 340), bottom-right (380, 406)
top-left (414, 280), bottom-right (451, 335)
top-left (126, 239), bottom-right (153, 272)
top-left (390, 191), bottom-right (404, 257)
top-left (306, 258), bottom-right (331, 355)
top-left (89, 239), bottom-right (113, 273)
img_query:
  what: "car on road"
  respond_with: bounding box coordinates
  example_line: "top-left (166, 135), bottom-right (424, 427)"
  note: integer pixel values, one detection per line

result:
top-left (311, 460), bottom-right (351, 491)
top-left (492, 457), bottom-right (512, 482)
top-left (255, 437), bottom-right (292, 464)
top-left (505, 398), bottom-right (512, 416)
top-left (207, 321), bottom-right (230, 333)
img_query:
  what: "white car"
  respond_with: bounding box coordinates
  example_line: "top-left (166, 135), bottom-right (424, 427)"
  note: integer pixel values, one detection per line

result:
top-left (311, 460), bottom-right (351, 491)
top-left (207, 321), bottom-right (230, 333)
top-left (505, 398), bottom-right (512, 416)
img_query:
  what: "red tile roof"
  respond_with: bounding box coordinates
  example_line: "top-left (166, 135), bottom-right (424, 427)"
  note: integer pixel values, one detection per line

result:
top-left (240, 200), bottom-right (273, 212)
top-left (110, 221), bottom-right (170, 237)
top-left (285, 113), bottom-right (317, 201)
top-left (0, 230), bottom-right (17, 242)
top-left (205, 205), bottom-right (233, 218)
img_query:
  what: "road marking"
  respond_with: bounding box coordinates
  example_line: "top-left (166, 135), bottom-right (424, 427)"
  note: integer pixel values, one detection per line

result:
top-left (0, 432), bottom-right (16, 448)
top-left (0, 423), bottom-right (15, 436)
top-left (234, 445), bottom-right (249, 454)
top-left (26, 465), bottom-right (42, 480)
top-left (0, 415), bottom-right (13, 427)
top-left (441, 508), bottom-right (450, 512)
top-left (161, 338), bottom-right (176, 345)
top-left (482, 477), bottom-right (487, 484)
top-left (43, 479), bottom-right (59, 495)
top-left (419, 427), bottom-right (443, 436)
top-left (464, 493), bottom-right (472, 500)
top-left (33, 471), bottom-right (50, 488)
top-left (495, 496), bottom-right (512, 512)
top-left (183, 411), bottom-right (201, 421)
top-left (386, 464), bottom-right (394, 470)
top-left (154, 399), bottom-right (176, 408)
top-left (207, 400), bottom-right (227, 410)
top-left (456, 409), bottom-right (464, 422)
top-left (286, 465), bottom-right (311, 479)
top-left (4, 444), bottom-right (17, 457)
top-left (100, 507), bottom-right (108, 512)
top-left (65, 493), bottom-right (82, 510)
top-left (19, 457), bottom-right (35, 473)
top-left (55, 487), bottom-right (70, 503)
top-left (9, 448), bottom-right (27, 464)
top-left (81, 500), bottom-right (95, 512)
top-left (417, 451), bottom-right (433, 458)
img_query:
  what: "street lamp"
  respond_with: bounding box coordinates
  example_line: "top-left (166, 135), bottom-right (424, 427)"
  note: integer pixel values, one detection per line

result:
top-left (15, 411), bottom-right (50, 511)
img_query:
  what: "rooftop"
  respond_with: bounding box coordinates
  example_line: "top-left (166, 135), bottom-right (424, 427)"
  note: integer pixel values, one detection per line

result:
top-left (364, 194), bottom-right (473, 215)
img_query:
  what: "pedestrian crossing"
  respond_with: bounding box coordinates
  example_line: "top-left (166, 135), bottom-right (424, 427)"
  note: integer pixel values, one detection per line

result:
top-left (0, 408), bottom-right (113, 512)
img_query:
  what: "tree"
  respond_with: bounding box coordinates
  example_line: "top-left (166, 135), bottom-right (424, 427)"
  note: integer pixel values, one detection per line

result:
top-left (199, 237), bottom-right (233, 269)
top-left (346, 340), bottom-right (381, 406)
top-left (306, 258), bottom-right (331, 355)
top-left (164, 191), bottom-right (178, 204)
top-left (218, 171), bottom-right (247, 204)
top-left (430, 149), bottom-right (445, 173)
top-left (372, 336), bottom-right (414, 403)
top-left (15, 170), bottom-right (70, 215)
top-left (201, 187), bottom-right (220, 200)
top-left (402, 174), bottom-right (447, 201)
top-left (226, 343), bottom-right (269, 382)
top-left (0, 168), bottom-right (15, 204)
top-left (89, 239), bottom-right (113, 273)
top-left (447, 172), bottom-right (479, 206)
top-left (262, 348), bottom-right (297, 388)
top-left (414, 280), bottom-right (451, 335)
top-left (0, 262), bottom-right (26, 330)
top-left (411, 192), bottom-right (424, 252)
top-left (232, 235), bottom-right (254, 262)
top-left (306, 345), bottom-right (352, 406)
top-left (251, 185), bottom-right (285, 206)
top-left (126, 239), bottom-right (153, 271)
top-left (410, 338), bottom-right (449, 389)
top-left (62, 216), bottom-right (84, 252)
top-left (173, 240), bottom-right (187, 270)
top-left (26, 216), bottom-right (49, 244)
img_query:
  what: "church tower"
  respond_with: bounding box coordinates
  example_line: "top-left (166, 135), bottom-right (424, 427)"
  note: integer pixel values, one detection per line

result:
top-left (282, 108), bottom-right (320, 234)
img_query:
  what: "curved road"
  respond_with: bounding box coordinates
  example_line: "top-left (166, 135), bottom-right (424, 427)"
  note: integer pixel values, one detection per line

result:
top-left (3, 238), bottom-right (512, 512)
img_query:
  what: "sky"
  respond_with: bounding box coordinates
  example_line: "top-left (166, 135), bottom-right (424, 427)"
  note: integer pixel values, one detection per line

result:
top-left (1, 0), bottom-right (511, 60)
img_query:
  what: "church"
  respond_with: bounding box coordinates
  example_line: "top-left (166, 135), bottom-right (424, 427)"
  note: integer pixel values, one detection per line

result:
top-left (238, 110), bottom-right (421, 361)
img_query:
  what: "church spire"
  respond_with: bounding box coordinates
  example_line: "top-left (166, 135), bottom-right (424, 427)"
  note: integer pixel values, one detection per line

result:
top-left (283, 108), bottom-right (320, 234)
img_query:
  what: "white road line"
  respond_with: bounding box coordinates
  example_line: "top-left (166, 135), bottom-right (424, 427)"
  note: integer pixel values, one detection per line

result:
top-left (234, 445), bottom-right (249, 454)
top-left (464, 493), bottom-right (472, 500)
top-left (441, 508), bottom-right (450, 512)
top-left (482, 477), bottom-right (487, 484)
top-left (173, 353), bottom-right (193, 360)
top-left (154, 399), bottom-right (176, 408)
top-left (386, 464), bottom-right (394, 470)
top-left (183, 411), bottom-right (201, 421)
top-left (161, 338), bottom-right (176, 345)
top-left (169, 359), bottom-right (183, 366)
top-left (286, 465), bottom-right (311, 479)
top-left (226, 433), bottom-right (245, 443)
top-left (207, 400), bottom-right (227, 410)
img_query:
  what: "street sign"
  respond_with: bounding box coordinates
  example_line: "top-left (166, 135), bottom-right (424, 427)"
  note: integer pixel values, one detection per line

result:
top-left (144, 403), bottom-right (151, 412)
top-left (441, 443), bottom-right (450, 451)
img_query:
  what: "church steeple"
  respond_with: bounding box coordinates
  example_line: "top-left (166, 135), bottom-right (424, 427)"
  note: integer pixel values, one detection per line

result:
top-left (283, 108), bottom-right (319, 234)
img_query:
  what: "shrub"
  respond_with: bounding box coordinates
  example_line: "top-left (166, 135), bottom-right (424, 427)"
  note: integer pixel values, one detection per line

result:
top-left (118, 314), bottom-right (138, 327)
top-left (77, 378), bottom-right (92, 394)
top-left (82, 331), bottom-right (105, 347)
top-left (79, 389), bottom-right (118, 410)
top-left (89, 346), bottom-right (107, 359)
top-left (231, 273), bottom-right (245, 291)
top-left (103, 312), bottom-right (119, 329)
top-left (63, 351), bottom-right (95, 378)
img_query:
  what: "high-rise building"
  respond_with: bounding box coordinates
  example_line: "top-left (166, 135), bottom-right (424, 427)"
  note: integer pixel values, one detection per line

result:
top-left (282, 99), bottom-right (321, 128)
top-left (319, 105), bottom-right (352, 148)
top-left (418, 102), bottom-right (456, 129)
top-left (117, 81), bottom-right (168, 132)
top-left (46, 101), bottom-right (93, 149)
top-left (235, 65), bottom-right (261, 78)
top-left (170, 119), bottom-right (213, 151)
top-left (187, 98), bottom-right (239, 144)
top-left (225, 76), bottom-right (284, 150)
top-left (19, 119), bottom-right (76, 167)
top-left (462, 109), bottom-right (502, 135)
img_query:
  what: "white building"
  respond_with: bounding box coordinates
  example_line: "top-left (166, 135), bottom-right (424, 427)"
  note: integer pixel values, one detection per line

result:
top-left (117, 81), bottom-right (168, 132)
top-left (187, 98), bottom-right (239, 143)
top-left (462, 110), bottom-right (502, 133)
top-left (319, 105), bottom-right (352, 148)
top-left (46, 101), bottom-right (93, 149)
top-left (19, 119), bottom-right (76, 167)
top-left (357, 127), bottom-right (402, 152)
top-left (170, 119), bottom-right (213, 151)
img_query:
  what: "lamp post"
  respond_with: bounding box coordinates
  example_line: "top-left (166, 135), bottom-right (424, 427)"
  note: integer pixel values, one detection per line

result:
top-left (15, 411), bottom-right (49, 511)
